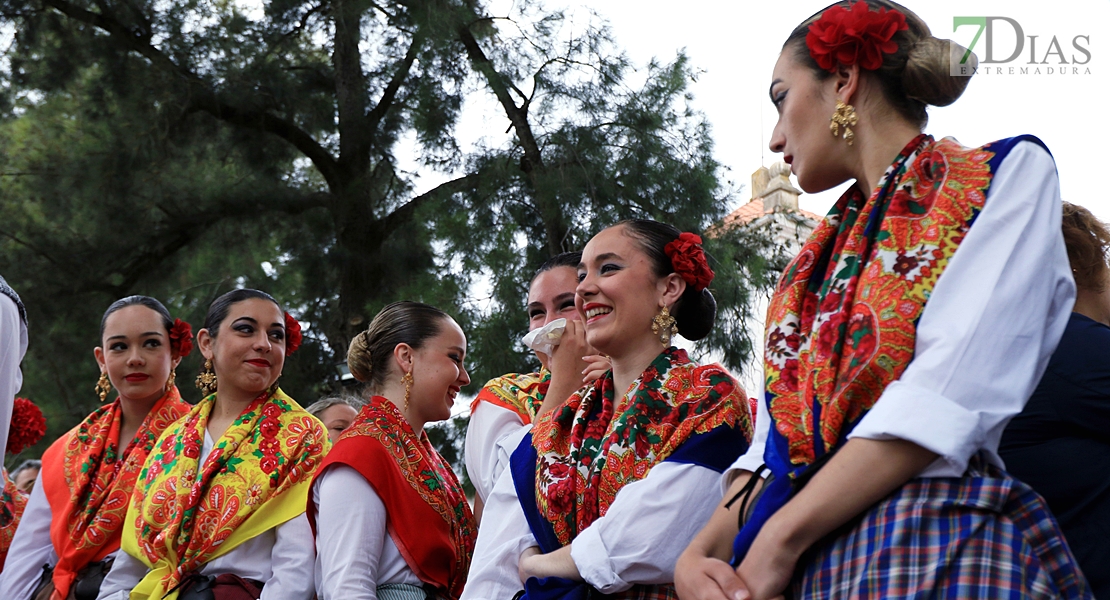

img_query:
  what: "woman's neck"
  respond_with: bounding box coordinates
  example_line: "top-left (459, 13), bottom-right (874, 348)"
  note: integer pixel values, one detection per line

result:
top-left (849, 116), bottom-right (922, 197)
top-left (207, 387), bottom-right (261, 440)
top-left (375, 384), bottom-right (426, 434)
top-left (1074, 286), bottom-right (1110, 326)
top-left (118, 390), bottom-right (162, 449)
top-left (608, 336), bottom-right (667, 397)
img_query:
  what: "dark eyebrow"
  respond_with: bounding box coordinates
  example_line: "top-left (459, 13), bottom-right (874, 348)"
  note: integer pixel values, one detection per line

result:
top-left (596, 252), bottom-right (623, 262)
top-left (448, 345), bottom-right (466, 356)
top-left (232, 317), bottom-right (258, 326)
top-left (527, 301), bottom-right (545, 311)
top-left (553, 292), bottom-right (576, 305)
top-left (769, 78), bottom-right (783, 101)
top-left (106, 331), bottom-right (163, 342)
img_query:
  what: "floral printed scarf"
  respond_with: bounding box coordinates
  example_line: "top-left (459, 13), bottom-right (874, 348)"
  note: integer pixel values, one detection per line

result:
top-left (122, 388), bottom-right (328, 600)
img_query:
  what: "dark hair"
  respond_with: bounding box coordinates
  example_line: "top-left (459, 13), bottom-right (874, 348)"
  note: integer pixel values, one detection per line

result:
top-left (617, 219), bottom-right (717, 341)
top-left (347, 301), bottom-right (453, 391)
top-left (784, 0), bottom-right (974, 129)
top-left (203, 289), bottom-right (282, 338)
top-left (100, 295), bottom-right (173, 341)
top-left (1062, 202), bottom-right (1110, 292)
top-left (531, 252), bottom-right (583, 285)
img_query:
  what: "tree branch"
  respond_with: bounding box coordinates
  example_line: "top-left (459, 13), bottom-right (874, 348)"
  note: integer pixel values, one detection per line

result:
top-left (41, 0), bottom-right (344, 190)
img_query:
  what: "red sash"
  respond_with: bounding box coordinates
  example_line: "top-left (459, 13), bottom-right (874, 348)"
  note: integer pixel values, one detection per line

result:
top-left (310, 396), bottom-right (476, 600)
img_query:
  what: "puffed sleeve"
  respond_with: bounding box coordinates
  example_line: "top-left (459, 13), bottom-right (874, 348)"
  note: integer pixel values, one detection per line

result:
top-left (847, 140), bottom-right (1075, 477)
top-left (259, 513), bottom-right (315, 600)
top-left (0, 294), bottom-right (28, 465)
top-left (569, 462), bottom-right (722, 593)
top-left (94, 549), bottom-right (147, 600)
top-left (313, 466), bottom-right (389, 600)
top-left (460, 464), bottom-right (536, 600)
top-left (464, 402), bottom-right (528, 503)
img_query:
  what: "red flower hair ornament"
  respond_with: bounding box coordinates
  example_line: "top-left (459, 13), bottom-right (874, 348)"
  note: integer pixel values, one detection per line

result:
top-left (284, 312), bottom-right (303, 356)
top-left (806, 1), bottom-right (909, 72)
top-left (665, 232), bottom-right (715, 292)
top-left (7, 398), bottom-right (46, 455)
top-left (168, 318), bottom-right (194, 358)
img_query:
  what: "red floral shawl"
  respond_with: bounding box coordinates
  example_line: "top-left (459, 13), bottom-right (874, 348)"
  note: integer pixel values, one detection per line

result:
top-left (310, 396), bottom-right (477, 600)
top-left (39, 387), bottom-right (190, 598)
top-left (763, 134), bottom-right (994, 471)
top-left (532, 348), bottom-right (750, 546)
top-left (0, 470), bottom-right (29, 571)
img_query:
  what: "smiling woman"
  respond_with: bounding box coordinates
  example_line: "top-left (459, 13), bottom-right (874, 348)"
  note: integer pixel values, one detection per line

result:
top-left (0, 296), bottom-right (193, 600)
top-left (309, 301), bottom-right (477, 600)
top-left (461, 219), bottom-right (751, 600)
top-left (94, 289), bottom-right (329, 600)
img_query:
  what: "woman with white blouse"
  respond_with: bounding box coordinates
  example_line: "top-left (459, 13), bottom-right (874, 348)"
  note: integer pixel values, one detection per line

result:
top-left (97, 289), bottom-right (328, 600)
top-left (462, 219), bottom-right (753, 600)
top-left (310, 301), bottom-right (477, 600)
top-left (675, 2), bottom-right (1090, 598)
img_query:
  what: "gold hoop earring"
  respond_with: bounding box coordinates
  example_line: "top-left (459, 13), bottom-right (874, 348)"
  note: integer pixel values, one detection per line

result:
top-left (402, 371), bottom-right (414, 412)
top-left (651, 305), bottom-right (678, 348)
top-left (830, 99), bottom-right (858, 145)
top-left (95, 372), bottom-right (112, 402)
top-left (195, 359), bottom-right (218, 396)
top-left (165, 368), bottom-right (176, 392)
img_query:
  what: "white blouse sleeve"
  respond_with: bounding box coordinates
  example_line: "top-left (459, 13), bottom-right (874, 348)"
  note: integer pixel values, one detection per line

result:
top-left (464, 403), bottom-right (528, 503)
top-left (569, 462), bottom-right (722, 593)
top-left (848, 140), bottom-right (1074, 477)
top-left (259, 513), bottom-right (315, 600)
top-left (0, 472), bottom-right (57, 600)
top-left (0, 294), bottom-right (28, 465)
top-left (94, 549), bottom-right (147, 600)
top-left (314, 466), bottom-right (388, 600)
top-left (460, 465), bottom-right (535, 600)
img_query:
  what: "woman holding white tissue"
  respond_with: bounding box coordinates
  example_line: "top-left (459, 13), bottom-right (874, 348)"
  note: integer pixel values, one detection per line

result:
top-left (464, 252), bottom-right (609, 519)
top-left (461, 219), bottom-right (752, 600)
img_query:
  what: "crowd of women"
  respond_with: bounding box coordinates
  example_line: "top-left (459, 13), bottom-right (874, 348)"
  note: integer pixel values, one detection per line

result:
top-left (0, 1), bottom-right (1105, 598)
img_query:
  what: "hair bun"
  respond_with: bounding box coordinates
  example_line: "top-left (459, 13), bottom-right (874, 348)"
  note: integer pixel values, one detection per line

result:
top-left (902, 35), bottom-right (975, 107)
top-left (675, 288), bottom-right (717, 341)
top-left (346, 331), bottom-right (374, 383)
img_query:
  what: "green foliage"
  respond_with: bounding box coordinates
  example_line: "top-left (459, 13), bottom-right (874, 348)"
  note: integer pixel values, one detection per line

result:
top-left (0, 0), bottom-right (779, 467)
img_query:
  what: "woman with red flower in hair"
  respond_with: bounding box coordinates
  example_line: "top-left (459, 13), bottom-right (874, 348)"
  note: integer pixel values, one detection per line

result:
top-left (95, 289), bottom-right (327, 600)
top-left (676, 1), bottom-right (1089, 599)
top-left (0, 397), bottom-right (47, 572)
top-left (463, 219), bottom-right (752, 600)
top-left (0, 296), bottom-right (193, 600)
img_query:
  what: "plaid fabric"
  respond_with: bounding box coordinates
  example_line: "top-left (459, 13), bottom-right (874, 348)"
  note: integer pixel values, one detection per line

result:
top-left (795, 454), bottom-right (1092, 599)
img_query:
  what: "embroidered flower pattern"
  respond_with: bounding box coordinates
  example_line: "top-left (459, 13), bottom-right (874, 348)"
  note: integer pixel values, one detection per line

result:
top-left (764, 135), bottom-right (993, 470)
top-left (532, 348), bottom-right (751, 546)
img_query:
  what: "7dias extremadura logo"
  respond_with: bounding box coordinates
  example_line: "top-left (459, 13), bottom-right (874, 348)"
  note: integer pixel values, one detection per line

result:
top-left (951, 17), bottom-right (1092, 75)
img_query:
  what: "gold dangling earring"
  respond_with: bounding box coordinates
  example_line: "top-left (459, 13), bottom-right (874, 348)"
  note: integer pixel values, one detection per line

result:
top-left (402, 371), bottom-right (414, 411)
top-left (830, 99), bottom-right (859, 146)
top-left (95, 372), bottom-right (112, 402)
top-left (651, 305), bottom-right (678, 347)
top-left (165, 368), bottom-right (176, 392)
top-left (195, 359), bottom-right (218, 396)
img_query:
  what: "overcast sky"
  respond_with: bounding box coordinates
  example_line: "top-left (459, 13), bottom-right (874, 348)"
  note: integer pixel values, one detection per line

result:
top-left (425, 0), bottom-right (1107, 220)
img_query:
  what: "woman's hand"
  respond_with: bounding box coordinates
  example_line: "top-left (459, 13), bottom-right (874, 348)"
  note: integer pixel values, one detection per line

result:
top-left (731, 519), bottom-right (799, 600)
top-left (581, 353), bottom-right (611, 383)
top-left (675, 552), bottom-right (748, 600)
top-left (539, 320), bottom-right (594, 417)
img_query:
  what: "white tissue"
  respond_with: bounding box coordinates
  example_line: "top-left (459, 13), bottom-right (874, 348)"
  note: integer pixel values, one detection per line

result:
top-left (521, 318), bottom-right (567, 356)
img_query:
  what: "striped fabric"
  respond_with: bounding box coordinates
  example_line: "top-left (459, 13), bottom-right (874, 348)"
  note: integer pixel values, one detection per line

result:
top-left (377, 583), bottom-right (431, 600)
top-left (795, 454), bottom-right (1092, 599)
